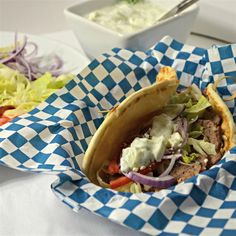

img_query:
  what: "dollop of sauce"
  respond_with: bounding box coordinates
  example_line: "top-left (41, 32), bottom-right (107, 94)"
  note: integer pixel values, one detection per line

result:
top-left (85, 1), bottom-right (164, 35)
top-left (120, 114), bottom-right (175, 173)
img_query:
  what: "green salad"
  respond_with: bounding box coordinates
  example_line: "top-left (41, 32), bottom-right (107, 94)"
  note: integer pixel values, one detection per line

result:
top-left (0, 33), bottom-right (74, 125)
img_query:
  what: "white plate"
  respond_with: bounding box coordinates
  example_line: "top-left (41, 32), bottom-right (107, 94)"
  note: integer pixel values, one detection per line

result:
top-left (0, 31), bottom-right (90, 75)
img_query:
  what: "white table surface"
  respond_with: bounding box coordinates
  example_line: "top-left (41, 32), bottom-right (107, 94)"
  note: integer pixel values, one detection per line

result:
top-left (0, 30), bottom-right (228, 236)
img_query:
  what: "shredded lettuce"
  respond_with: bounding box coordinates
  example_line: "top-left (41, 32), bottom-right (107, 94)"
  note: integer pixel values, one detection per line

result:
top-left (182, 150), bottom-right (199, 164)
top-left (189, 123), bottom-right (203, 138)
top-left (162, 104), bottom-right (185, 119)
top-left (189, 131), bottom-right (202, 139)
top-left (169, 90), bottom-right (191, 104)
top-left (0, 64), bottom-right (73, 118)
top-left (122, 0), bottom-right (142, 4)
top-left (185, 95), bottom-right (211, 114)
top-left (187, 138), bottom-right (216, 156)
top-left (115, 182), bottom-right (142, 193)
top-left (170, 85), bottom-right (210, 120)
top-left (185, 98), bottom-right (193, 108)
top-left (190, 84), bottom-right (202, 100)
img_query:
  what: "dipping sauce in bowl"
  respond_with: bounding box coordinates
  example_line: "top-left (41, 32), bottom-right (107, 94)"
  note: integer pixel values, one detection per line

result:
top-left (85, 1), bottom-right (164, 35)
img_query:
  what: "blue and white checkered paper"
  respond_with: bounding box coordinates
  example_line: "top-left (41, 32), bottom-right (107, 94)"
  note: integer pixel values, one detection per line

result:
top-left (1, 36), bottom-right (236, 235)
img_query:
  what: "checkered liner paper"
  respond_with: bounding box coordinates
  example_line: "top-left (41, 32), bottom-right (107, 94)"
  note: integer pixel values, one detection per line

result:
top-left (1, 36), bottom-right (236, 236)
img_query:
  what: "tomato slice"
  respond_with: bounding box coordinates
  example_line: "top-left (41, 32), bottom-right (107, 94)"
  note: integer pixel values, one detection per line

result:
top-left (110, 162), bottom-right (160, 189)
top-left (0, 117), bottom-right (11, 126)
top-left (0, 106), bottom-right (15, 117)
top-left (107, 160), bottom-right (120, 174)
top-left (110, 176), bottom-right (132, 189)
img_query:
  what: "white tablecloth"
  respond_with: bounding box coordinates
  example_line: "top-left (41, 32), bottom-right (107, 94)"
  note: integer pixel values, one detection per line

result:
top-left (0, 31), bottom-right (226, 236)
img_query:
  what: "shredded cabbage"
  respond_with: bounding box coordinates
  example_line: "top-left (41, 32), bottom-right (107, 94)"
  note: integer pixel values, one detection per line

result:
top-left (0, 64), bottom-right (73, 118)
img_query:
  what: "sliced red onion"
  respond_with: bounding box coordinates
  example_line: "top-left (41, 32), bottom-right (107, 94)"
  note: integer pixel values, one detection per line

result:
top-left (124, 172), bottom-right (176, 188)
top-left (1, 33), bottom-right (65, 80)
top-left (49, 70), bottom-right (63, 77)
top-left (160, 155), bottom-right (181, 177)
top-left (0, 36), bottom-right (27, 64)
top-left (49, 54), bottom-right (63, 70)
top-left (15, 62), bottom-right (28, 74)
top-left (164, 149), bottom-right (174, 155)
top-left (176, 117), bottom-right (188, 147)
top-left (29, 54), bottom-right (64, 77)
top-left (17, 56), bottom-right (33, 81)
top-left (24, 42), bottom-right (38, 58)
top-left (162, 154), bottom-right (182, 160)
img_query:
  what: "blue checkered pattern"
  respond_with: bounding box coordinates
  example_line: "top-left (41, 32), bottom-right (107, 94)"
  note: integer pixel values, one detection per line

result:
top-left (1, 36), bottom-right (236, 235)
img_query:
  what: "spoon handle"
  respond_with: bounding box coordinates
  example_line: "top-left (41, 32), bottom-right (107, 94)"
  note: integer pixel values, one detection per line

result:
top-left (176, 0), bottom-right (199, 13)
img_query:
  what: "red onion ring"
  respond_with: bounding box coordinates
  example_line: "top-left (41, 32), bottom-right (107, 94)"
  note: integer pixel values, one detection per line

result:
top-left (1, 33), bottom-right (65, 80)
top-left (0, 36), bottom-right (27, 64)
top-left (160, 155), bottom-right (181, 177)
top-left (124, 172), bottom-right (176, 188)
top-left (176, 117), bottom-right (188, 147)
top-left (162, 154), bottom-right (182, 160)
top-left (17, 56), bottom-right (33, 81)
top-left (24, 42), bottom-right (38, 58)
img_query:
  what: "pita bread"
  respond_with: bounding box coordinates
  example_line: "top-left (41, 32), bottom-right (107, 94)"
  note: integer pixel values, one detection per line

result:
top-left (83, 67), bottom-right (179, 184)
top-left (83, 67), bottom-right (236, 187)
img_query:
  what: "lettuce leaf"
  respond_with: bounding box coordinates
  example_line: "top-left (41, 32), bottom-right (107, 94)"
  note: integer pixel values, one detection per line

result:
top-left (122, 0), bottom-right (142, 4)
top-left (182, 150), bottom-right (199, 164)
top-left (189, 123), bottom-right (203, 138)
top-left (0, 64), bottom-right (74, 118)
top-left (170, 85), bottom-right (210, 122)
top-left (162, 104), bottom-right (185, 120)
top-left (170, 90), bottom-right (191, 104)
top-left (190, 84), bottom-right (202, 100)
top-left (187, 138), bottom-right (216, 156)
top-left (115, 182), bottom-right (142, 193)
top-left (189, 131), bottom-right (202, 139)
top-left (170, 84), bottom-right (202, 105)
top-left (185, 95), bottom-right (211, 114)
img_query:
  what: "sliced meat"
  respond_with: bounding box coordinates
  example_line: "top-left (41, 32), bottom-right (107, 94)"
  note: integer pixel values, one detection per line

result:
top-left (170, 163), bottom-right (201, 183)
top-left (152, 159), bottom-right (170, 177)
top-left (154, 157), bottom-right (205, 184)
top-left (198, 119), bottom-right (222, 151)
top-left (202, 108), bottom-right (221, 126)
top-left (197, 118), bottom-right (223, 167)
top-left (207, 152), bottom-right (222, 168)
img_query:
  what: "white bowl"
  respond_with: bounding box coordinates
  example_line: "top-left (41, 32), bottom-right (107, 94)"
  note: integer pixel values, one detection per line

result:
top-left (64, 0), bottom-right (199, 59)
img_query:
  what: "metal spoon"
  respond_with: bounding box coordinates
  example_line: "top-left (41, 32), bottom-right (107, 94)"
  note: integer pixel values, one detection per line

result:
top-left (158, 0), bottom-right (199, 21)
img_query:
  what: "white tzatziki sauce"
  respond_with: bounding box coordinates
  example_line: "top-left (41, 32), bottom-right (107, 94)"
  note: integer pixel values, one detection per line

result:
top-left (85, 1), bottom-right (164, 35)
top-left (120, 114), bottom-right (176, 173)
